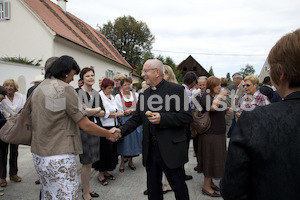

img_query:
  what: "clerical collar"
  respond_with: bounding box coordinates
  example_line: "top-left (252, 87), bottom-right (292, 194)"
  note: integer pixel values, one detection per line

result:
top-left (151, 79), bottom-right (165, 91)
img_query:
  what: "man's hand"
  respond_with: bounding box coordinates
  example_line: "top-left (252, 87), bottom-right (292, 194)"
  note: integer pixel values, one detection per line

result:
top-left (107, 127), bottom-right (122, 142)
top-left (148, 112), bottom-right (161, 124)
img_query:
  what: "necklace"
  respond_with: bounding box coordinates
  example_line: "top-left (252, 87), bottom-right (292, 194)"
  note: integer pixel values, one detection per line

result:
top-left (124, 93), bottom-right (131, 99)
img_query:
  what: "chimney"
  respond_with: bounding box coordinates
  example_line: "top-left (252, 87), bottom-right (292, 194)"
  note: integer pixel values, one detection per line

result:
top-left (57, 0), bottom-right (68, 13)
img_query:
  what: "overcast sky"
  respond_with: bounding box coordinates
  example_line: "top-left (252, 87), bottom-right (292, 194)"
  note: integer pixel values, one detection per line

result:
top-left (52, 0), bottom-right (300, 78)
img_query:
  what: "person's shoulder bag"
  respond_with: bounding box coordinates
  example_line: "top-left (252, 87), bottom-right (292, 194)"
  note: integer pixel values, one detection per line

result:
top-left (0, 92), bottom-right (33, 146)
top-left (190, 108), bottom-right (211, 136)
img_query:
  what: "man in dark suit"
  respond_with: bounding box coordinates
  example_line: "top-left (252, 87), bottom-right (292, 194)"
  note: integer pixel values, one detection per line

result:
top-left (220, 29), bottom-right (300, 200)
top-left (112, 59), bottom-right (193, 200)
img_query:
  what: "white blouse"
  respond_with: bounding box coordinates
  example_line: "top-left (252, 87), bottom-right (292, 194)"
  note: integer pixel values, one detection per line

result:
top-left (115, 91), bottom-right (139, 112)
top-left (99, 90), bottom-right (118, 127)
top-left (1, 92), bottom-right (25, 118)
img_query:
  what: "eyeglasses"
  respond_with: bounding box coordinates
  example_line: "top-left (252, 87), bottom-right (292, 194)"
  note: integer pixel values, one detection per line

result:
top-left (142, 68), bottom-right (157, 73)
top-left (243, 84), bottom-right (252, 87)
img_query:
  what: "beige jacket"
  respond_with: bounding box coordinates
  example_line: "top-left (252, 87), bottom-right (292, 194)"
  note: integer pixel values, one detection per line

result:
top-left (31, 78), bottom-right (86, 156)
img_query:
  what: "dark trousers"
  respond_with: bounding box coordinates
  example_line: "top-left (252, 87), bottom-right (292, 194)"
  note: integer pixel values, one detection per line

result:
top-left (0, 143), bottom-right (19, 179)
top-left (183, 124), bottom-right (191, 176)
top-left (227, 115), bottom-right (236, 138)
top-left (193, 134), bottom-right (199, 157)
top-left (146, 141), bottom-right (189, 200)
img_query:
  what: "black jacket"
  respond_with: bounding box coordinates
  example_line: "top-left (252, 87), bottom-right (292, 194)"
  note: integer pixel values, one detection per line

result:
top-left (220, 91), bottom-right (300, 200)
top-left (120, 79), bottom-right (193, 169)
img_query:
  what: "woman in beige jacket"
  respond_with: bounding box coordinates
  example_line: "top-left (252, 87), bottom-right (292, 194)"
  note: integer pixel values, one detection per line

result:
top-left (30, 55), bottom-right (120, 200)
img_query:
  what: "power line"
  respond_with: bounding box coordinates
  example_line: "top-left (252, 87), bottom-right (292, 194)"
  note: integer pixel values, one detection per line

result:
top-left (152, 49), bottom-right (266, 57)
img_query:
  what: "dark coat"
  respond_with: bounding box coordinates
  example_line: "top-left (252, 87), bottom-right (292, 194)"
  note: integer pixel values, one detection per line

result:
top-left (0, 111), bottom-right (7, 148)
top-left (259, 85), bottom-right (281, 103)
top-left (120, 79), bottom-right (193, 169)
top-left (220, 91), bottom-right (300, 200)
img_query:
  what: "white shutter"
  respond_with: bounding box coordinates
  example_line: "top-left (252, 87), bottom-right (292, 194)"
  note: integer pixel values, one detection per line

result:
top-left (3, 1), bottom-right (9, 20)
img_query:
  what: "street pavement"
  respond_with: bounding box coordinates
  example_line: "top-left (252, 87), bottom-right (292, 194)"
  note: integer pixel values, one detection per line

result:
top-left (0, 142), bottom-right (223, 200)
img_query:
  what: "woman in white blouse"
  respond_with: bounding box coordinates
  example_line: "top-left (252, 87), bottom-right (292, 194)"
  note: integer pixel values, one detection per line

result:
top-left (92, 78), bottom-right (124, 186)
top-left (0, 79), bottom-right (25, 187)
top-left (115, 77), bottom-right (142, 172)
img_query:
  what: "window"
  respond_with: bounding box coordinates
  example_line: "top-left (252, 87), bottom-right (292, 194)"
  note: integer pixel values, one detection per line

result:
top-left (265, 66), bottom-right (270, 72)
top-left (183, 67), bottom-right (187, 71)
top-left (0, 0), bottom-right (10, 20)
top-left (193, 67), bottom-right (197, 71)
top-left (105, 70), bottom-right (114, 80)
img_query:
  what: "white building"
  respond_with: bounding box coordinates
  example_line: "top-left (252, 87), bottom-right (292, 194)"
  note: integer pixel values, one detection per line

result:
top-left (258, 59), bottom-right (270, 83)
top-left (0, 0), bottom-right (136, 93)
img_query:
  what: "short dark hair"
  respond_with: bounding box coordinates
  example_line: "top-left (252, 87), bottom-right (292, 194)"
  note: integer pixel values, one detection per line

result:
top-left (101, 78), bottom-right (114, 89)
top-left (263, 76), bottom-right (271, 84)
top-left (183, 71), bottom-right (197, 85)
top-left (121, 77), bottom-right (132, 86)
top-left (46, 55), bottom-right (80, 79)
top-left (0, 86), bottom-right (7, 96)
top-left (80, 67), bottom-right (94, 81)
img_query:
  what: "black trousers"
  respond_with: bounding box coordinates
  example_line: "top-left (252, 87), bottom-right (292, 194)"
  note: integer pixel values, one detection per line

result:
top-left (146, 141), bottom-right (189, 200)
top-left (0, 143), bottom-right (19, 179)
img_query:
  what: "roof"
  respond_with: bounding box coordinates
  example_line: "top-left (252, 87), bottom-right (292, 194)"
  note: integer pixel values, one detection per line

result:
top-left (23, 0), bottom-right (132, 69)
top-left (177, 55), bottom-right (210, 77)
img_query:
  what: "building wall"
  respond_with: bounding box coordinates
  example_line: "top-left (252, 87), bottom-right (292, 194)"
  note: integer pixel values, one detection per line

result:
top-left (259, 59), bottom-right (270, 83)
top-left (0, 0), bottom-right (55, 66)
top-left (0, 61), bottom-right (43, 95)
top-left (53, 37), bottom-right (132, 90)
top-left (0, 0), bottom-right (133, 92)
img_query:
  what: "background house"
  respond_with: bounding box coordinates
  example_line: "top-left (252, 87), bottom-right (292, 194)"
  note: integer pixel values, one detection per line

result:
top-left (258, 59), bottom-right (270, 83)
top-left (177, 55), bottom-right (210, 78)
top-left (0, 0), bottom-right (135, 93)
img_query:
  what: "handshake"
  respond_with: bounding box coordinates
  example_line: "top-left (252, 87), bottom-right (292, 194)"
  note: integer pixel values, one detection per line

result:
top-left (106, 127), bottom-right (122, 142)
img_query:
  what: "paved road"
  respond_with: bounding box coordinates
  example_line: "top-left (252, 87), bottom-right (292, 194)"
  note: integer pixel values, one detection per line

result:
top-left (0, 143), bottom-right (223, 200)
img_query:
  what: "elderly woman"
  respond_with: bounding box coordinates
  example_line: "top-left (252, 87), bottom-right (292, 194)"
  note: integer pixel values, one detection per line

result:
top-left (115, 77), bottom-right (142, 173)
top-left (236, 75), bottom-right (270, 118)
top-left (30, 55), bottom-right (120, 199)
top-left (92, 78), bottom-right (123, 186)
top-left (112, 74), bottom-right (125, 96)
top-left (197, 76), bottom-right (232, 197)
top-left (0, 79), bottom-right (25, 187)
top-left (220, 29), bottom-right (300, 200)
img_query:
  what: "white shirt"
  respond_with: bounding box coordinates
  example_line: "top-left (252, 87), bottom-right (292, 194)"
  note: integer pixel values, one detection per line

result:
top-left (99, 90), bottom-right (118, 127)
top-left (1, 92), bottom-right (25, 118)
top-left (115, 91), bottom-right (139, 112)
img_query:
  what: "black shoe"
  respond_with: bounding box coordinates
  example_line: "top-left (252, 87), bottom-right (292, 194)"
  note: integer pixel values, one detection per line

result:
top-left (185, 175), bottom-right (193, 180)
top-left (202, 189), bottom-right (221, 197)
top-left (144, 189), bottom-right (169, 195)
top-left (90, 191), bottom-right (99, 197)
top-left (143, 189), bottom-right (148, 195)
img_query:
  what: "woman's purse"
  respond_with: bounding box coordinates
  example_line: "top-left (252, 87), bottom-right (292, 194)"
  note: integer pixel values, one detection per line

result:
top-left (190, 109), bottom-right (211, 135)
top-left (0, 93), bottom-right (33, 146)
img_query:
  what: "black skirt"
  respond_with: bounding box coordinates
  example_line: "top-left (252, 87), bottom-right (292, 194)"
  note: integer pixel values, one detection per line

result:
top-left (92, 126), bottom-right (119, 171)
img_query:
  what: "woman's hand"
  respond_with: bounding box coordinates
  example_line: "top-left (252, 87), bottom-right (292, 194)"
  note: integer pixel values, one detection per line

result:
top-left (116, 111), bottom-right (124, 117)
top-left (235, 111), bottom-right (241, 118)
top-left (124, 109), bottom-right (133, 116)
top-left (226, 107), bottom-right (233, 114)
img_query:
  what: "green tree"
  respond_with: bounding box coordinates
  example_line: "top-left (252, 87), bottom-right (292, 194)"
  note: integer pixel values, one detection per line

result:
top-left (164, 56), bottom-right (183, 83)
top-left (208, 66), bottom-right (214, 76)
top-left (97, 15), bottom-right (155, 67)
top-left (156, 54), bottom-right (165, 63)
top-left (136, 51), bottom-right (154, 74)
top-left (240, 64), bottom-right (255, 78)
top-left (226, 72), bottom-right (231, 82)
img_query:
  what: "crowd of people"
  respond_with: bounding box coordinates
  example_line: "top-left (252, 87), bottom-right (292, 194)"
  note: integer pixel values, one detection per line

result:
top-left (0, 29), bottom-right (299, 200)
